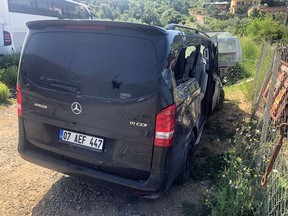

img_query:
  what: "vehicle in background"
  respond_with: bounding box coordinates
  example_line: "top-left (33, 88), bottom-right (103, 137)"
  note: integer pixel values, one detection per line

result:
top-left (207, 31), bottom-right (242, 67)
top-left (0, 0), bottom-right (90, 55)
top-left (17, 20), bottom-right (224, 198)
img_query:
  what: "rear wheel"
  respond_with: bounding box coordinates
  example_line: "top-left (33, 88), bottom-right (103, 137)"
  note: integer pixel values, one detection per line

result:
top-left (176, 134), bottom-right (195, 184)
top-left (215, 88), bottom-right (224, 111)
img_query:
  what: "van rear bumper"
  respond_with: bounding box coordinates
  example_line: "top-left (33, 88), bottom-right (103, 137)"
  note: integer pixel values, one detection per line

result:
top-left (18, 119), bottom-right (169, 198)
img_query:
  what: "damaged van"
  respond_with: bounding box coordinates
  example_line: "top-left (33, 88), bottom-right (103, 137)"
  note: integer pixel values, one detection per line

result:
top-left (17, 20), bottom-right (224, 198)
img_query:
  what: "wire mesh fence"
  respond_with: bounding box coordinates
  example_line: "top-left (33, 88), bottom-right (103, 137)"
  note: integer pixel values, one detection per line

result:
top-left (251, 44), bottom-right (288, 216)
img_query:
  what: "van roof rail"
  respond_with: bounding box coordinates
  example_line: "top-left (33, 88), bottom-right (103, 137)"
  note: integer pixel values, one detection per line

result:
top-left (166, 23), bottom-right (210, 38)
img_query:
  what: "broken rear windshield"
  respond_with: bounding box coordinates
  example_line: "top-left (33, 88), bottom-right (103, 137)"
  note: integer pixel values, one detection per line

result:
top-left (22, 32), bottom-right (159, 99)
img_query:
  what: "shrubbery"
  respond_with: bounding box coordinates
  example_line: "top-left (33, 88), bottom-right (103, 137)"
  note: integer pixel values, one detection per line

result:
top-left (0, 82), bottom-right (9, 103)
top-left (0, 65), bottom-right (18, 88)
top-left (247, 16), bottom-right (288, 43)
top-left (0, 54), bottom-right (19, 103)
top-left (0, 54), bottom-right (19, 88)
top-left (0, 54), bottom-right (20, 68)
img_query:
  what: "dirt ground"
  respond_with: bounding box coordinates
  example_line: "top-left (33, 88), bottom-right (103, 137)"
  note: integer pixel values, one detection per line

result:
top-left (0, 90), bottom-right (250, 216)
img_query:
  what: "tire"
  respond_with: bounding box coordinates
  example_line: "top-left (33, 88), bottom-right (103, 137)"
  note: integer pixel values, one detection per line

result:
top-left (175, 133), bottom-right (196, 184)
top-left (215, 88), bottom-right (224, 111)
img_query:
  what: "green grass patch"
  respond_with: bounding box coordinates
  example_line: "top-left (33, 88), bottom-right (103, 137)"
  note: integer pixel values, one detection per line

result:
top-left (237, 37), bottom-right (261, 81)
top-left (240, 37), bottom-right (260, 75)
top-left (224, 78), bottom-right (254, 103)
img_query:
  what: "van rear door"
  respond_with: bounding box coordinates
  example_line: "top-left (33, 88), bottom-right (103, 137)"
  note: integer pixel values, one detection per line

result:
top-left (19, 21), bottom-right (168, 181)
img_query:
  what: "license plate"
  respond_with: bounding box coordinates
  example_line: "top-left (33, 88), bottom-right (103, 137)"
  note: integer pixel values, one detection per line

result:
top-left (59, 129), bottom-right (104, 151)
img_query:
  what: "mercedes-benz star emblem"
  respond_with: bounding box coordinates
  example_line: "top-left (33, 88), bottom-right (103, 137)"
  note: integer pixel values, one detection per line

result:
top-left (71, 102), bottom-right (82, 115)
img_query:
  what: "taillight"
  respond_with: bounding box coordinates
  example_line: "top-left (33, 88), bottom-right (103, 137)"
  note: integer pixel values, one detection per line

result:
top-left (16, 84), bottom-right (22, 116)
top-left (3, 31), bottom-right (12, 46)
top-left (154, 104), bottom-right (176, 147)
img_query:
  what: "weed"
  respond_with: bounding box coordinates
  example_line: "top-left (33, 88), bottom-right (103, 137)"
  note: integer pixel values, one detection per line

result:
top-left (206, 122), bottom-right (264, 216)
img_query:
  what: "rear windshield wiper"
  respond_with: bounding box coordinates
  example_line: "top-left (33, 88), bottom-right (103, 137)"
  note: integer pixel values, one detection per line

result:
top-left (38, 80), bottom-right (80, 94)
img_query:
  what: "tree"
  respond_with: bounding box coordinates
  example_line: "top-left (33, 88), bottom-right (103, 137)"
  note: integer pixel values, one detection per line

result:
top-left (247, 16), bottom-right (287, 42)
top-left (171, 0), bottom-right (189, 15)
top-left (99, 3), bottom-right (114, 19)
top-left (162, 8), bottom-right (184, 26)
top-left (142, 8), bottom-right (162, 25)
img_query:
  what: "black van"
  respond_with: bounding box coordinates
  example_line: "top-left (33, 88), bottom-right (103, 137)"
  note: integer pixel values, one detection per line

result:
top-left (17, 20), bottom-right (223, 198)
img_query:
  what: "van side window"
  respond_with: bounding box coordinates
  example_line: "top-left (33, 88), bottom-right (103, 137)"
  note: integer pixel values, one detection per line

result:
top-left (183, 45), bottom-right (197, 79)
top-left (173, 48), bottom-right (186, 83)
top-left (197, 45), bottom-right (209, 99)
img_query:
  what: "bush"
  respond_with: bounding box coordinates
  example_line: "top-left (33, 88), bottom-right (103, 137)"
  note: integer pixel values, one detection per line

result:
top-left (0, 65), bottom-right (18, 88)
top-left (0, 54), bottom-right (19, 88)
top-left (0, 54), bottom-right (20, 68)
top-left (0, 82), bottom-right (9, 103)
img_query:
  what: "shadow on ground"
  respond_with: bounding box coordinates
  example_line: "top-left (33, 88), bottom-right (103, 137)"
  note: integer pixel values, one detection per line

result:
top-left (32, 99), bottom-right (250, 216)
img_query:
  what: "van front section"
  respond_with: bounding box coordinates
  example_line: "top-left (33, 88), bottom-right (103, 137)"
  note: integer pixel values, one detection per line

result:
top-left (17, 20), bottom-right (174, 196)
